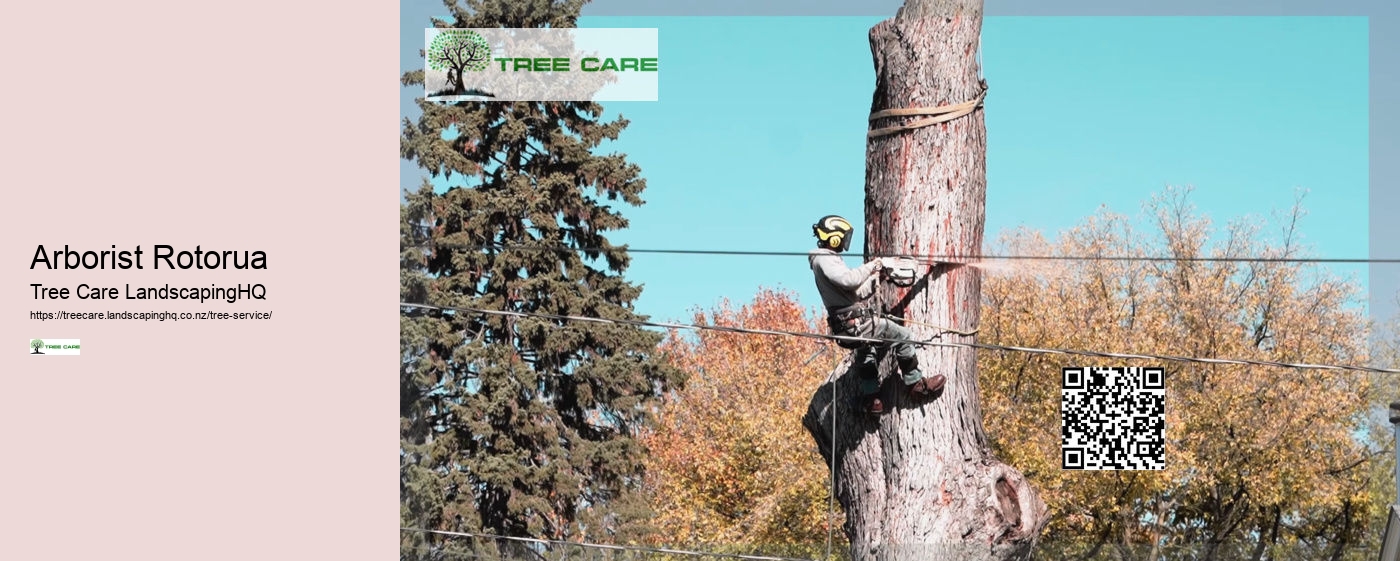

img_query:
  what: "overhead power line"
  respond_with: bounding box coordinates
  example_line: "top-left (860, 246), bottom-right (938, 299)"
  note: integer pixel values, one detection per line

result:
top-left (400, 527), bottom-right (818, 561)
top-left (399, 302), bottom-right (1400, 375)
top-left (400, 242), bottom-right (1398, 265)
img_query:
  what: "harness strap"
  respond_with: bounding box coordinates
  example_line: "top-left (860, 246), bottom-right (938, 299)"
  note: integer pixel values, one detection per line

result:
top-left (828, 303), bottom-right (875, 322)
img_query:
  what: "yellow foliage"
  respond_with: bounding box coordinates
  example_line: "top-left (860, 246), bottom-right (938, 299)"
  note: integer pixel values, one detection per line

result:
top-left (979, 187), bottom-right (1381, 556)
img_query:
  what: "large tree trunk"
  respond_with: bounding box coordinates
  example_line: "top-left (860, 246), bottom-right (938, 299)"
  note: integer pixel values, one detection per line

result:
top-left (803, 1), bottom-right (1047, 560)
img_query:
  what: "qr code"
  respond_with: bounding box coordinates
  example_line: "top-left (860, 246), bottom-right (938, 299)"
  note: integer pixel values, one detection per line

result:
top-left (1061, 366), bottom-right (1165, 470)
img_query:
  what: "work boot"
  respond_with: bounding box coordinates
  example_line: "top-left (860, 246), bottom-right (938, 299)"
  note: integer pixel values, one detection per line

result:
top-left (854, 374), bottom-right (885, 415)
top-left (907, 372), bottom-right (947, 400)
top-left (897, 354), bottom-right (944, 400)
top-left (855, 394), bottom-right (886, 416)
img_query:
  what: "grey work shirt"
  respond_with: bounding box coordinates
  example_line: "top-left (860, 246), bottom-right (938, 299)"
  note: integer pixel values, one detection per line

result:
top-left (809, 247), bottom-right (880, 310)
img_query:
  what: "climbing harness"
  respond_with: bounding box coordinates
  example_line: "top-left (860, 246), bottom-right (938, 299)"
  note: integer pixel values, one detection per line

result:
top-left (826, 302), bottom-right (878, 350)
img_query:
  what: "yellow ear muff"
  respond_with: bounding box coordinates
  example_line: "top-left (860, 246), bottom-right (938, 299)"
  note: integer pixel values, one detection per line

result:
top-left (815, 216), bottom-right (852, 249)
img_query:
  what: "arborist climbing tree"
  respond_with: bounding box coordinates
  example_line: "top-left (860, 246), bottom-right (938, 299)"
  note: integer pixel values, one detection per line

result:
top-left (809, 214), bottom-right (946, 416)
top-left (801, 0), bottom-right (1048, 560)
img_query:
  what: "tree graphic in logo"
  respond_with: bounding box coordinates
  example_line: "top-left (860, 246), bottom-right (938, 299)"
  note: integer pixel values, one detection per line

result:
top-left (428, 29), bottom-right (495, 98)
top-left (31, 339), bottom-right (44, 354)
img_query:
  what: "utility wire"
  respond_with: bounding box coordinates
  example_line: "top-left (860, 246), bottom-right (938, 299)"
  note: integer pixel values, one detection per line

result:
top-left (404, 543), bottom-right (495, 561)
top-left (400, 528), bottom-right (818, 561)
top-left (399, 302), bottom-right (1400, 375)
top-left (400, 242), bottom-right (1400, 265)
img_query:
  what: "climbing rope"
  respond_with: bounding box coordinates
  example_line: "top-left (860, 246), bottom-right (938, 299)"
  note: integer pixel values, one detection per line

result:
top-left (826, 372), bottom-right (837, 561)
top-left (867, 84), bottom-right (988, 139)
top-left (883, 313), bottom-right (979, 337)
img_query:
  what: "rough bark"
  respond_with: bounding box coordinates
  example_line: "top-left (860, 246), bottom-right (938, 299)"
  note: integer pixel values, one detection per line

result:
top-left (802, 1), bottom-right (1047, 559)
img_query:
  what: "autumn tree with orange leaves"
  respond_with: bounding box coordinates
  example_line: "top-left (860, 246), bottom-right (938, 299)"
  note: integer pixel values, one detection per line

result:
top-left (638, 289), bottom-right (847, 559)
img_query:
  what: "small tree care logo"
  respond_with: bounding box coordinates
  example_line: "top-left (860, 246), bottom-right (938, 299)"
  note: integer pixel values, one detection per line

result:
top-left (427, 29), bottom-right (496, 99)
top-left (423, 28), bottom-right (657, 102)
top-left (29, 338), bottom-right (80, 356)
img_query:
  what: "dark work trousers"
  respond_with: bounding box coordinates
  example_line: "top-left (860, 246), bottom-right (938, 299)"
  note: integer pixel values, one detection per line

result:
top-left (851, 317), bottom-right (922, 396)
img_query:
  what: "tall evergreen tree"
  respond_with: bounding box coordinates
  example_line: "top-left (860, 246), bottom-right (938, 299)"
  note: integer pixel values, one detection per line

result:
top-left (400, 1), bottom-right (683, 559)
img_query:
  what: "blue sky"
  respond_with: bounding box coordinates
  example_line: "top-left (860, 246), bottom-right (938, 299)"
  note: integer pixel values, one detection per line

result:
top-left (400, 14), bottom-right (1371, 326)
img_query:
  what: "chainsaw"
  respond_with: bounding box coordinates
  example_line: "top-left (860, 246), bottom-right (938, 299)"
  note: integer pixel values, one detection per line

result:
top-left (880, 257), bottom-right (921, 287)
